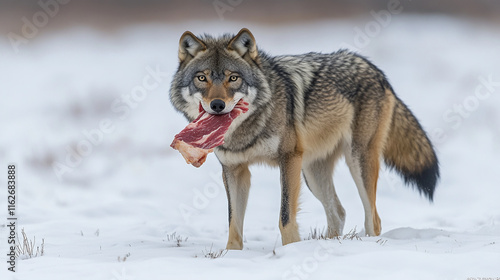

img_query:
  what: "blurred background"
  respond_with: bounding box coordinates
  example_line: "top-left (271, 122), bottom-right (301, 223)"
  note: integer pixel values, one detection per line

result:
top-left (2, 0), bottom-right (500, 29)
top-left (0, 1), bottom-right (499, 273)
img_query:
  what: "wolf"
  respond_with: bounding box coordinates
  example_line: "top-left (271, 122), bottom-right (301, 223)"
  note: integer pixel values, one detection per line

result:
top-left (169, 28), bottom-right (439, 250)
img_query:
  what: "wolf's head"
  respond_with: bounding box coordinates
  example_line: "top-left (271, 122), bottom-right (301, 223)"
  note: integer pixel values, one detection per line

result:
top-left (170, 28), bottom-right (270, 120)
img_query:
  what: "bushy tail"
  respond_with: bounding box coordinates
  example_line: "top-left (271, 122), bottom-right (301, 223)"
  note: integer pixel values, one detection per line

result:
top-left (383, 97), bottom-right (440, 201)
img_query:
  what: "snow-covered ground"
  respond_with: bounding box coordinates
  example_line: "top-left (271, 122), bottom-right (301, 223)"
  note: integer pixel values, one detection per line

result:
top-left (1, 16), bottom-right (500, 279)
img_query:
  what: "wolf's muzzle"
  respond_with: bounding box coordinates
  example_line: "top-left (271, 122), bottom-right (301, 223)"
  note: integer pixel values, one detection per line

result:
top-left (210, 99), bottom-right (226, 113)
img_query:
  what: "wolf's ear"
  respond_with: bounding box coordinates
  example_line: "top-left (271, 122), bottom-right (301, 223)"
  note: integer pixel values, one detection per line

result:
top-left (228, 28), bottom-right (258, 61)
top-left (178, 31), bottom-right (206, 63)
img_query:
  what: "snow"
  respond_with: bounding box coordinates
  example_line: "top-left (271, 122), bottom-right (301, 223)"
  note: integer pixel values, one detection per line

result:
top-left (1, 16), bottom-right (500, 279)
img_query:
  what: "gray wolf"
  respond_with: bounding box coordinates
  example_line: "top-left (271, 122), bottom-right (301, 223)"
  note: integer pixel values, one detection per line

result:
top-left (169, 28), bottom-right (439, 250)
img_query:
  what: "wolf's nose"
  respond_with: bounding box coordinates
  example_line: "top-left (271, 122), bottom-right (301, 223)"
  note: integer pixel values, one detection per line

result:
top-left (210, 99), bottom-right (226, 113)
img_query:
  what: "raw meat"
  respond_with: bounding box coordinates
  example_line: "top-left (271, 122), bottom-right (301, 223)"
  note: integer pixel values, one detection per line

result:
top-left (171, 100), bottom-right (249, 167)
top-left (170, 140), bottom-right (213, 168)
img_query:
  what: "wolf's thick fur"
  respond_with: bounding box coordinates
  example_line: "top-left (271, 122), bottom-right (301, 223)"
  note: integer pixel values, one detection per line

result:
top-left (170, 28), bottom-right (439, 250)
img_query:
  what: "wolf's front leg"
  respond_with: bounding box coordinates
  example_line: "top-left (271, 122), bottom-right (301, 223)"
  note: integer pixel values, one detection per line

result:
top-left (278, 152), bottom-right (302, 245)
top-left (222, 164), bottom-right (251, 250)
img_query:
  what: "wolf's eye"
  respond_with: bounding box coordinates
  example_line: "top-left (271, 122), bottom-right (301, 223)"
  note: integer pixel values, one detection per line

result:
top-left (197, 75), bottom-right (207, 82)
top-left (229, 75), bottom-right (239, 82)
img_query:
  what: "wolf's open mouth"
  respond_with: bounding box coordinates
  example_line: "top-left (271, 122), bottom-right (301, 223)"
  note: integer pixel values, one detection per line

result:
top-left (203, 98), bottom-right (245, 115)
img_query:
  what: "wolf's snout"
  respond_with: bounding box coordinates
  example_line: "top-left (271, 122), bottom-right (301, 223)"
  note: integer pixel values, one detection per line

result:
top-left (210, 99), bottom-right (226, 113)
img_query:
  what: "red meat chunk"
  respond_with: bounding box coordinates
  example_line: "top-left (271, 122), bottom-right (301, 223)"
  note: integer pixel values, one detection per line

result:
top-left (171, 100), bottom-right (248, 167)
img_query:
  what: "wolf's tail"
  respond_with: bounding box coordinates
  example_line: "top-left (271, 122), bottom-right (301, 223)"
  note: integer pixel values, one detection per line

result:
top-left (383, 96), bottom-right (440, 201)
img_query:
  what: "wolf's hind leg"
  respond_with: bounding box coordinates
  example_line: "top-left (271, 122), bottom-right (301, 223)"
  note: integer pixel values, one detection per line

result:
top-left (345, 90), bottom-right (394, 236)
top-left (345, 151), bottom-right (381, 236)
top-left (303, 148), bottom-right (345, 238)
